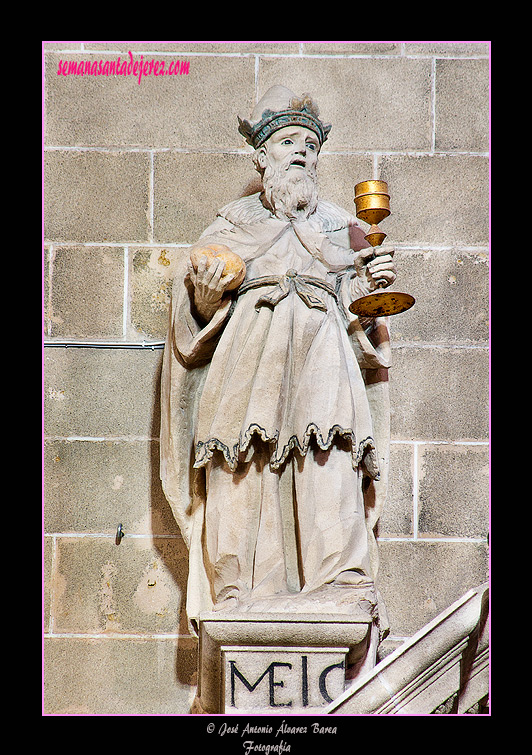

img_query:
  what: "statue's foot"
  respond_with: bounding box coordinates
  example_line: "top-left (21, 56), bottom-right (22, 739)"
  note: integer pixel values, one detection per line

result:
top-left (212, 588), bottom-right (240, 612)
top-left (212, 596), bottom-right (239, 612)
top-left (333, 570), bottom-right (374, 588)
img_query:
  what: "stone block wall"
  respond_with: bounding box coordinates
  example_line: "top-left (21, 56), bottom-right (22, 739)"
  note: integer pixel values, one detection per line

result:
top-left (43, 41), bottom-right (490, 715)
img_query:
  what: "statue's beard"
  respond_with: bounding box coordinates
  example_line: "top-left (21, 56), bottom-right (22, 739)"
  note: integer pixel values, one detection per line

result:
top-left (261, 160), bottom-right (319, 221)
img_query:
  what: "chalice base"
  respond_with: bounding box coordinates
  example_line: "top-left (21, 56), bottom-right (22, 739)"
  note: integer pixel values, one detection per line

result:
top-left (349, 290), bottom-right (415, 317)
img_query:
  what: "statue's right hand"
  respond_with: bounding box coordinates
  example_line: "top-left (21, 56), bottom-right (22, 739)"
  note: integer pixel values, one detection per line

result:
top-left (189, 254), bottom-right (237, 300)
top-left (188, 255), bottom-right (236, 320)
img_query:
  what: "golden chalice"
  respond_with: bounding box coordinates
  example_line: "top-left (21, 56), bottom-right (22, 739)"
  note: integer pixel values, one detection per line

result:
top-left (349, 180), bottom-right (415, 317)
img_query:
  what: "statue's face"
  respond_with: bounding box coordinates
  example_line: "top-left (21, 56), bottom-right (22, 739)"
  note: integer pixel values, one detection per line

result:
top-left (258, 126), bottom-right (320, 176)
top-left (256, 125), bottom-right (320, 220)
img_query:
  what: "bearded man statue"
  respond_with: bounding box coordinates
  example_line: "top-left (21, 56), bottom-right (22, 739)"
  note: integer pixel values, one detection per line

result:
top-left (160, 86), bottom-right (396, 649)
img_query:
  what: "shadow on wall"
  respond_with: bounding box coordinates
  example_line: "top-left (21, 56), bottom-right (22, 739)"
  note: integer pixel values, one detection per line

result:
top-left (146, 356), bottom-right (199, 689)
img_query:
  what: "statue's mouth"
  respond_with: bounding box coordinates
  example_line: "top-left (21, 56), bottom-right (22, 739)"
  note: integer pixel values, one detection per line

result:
top-left (287, 157), bottom-right (306, 170)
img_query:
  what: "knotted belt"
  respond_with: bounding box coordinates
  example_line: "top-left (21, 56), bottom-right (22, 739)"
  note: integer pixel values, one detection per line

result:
top-left (237, 269), bottom-right (337, 312)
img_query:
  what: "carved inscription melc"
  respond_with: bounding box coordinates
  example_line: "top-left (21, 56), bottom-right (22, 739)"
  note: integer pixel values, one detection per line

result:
top-left (222, 647), bottom-right (348, 713)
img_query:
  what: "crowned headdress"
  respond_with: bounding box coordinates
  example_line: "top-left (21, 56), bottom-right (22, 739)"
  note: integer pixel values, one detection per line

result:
top-left (238, 85), bottom-right (332, 150)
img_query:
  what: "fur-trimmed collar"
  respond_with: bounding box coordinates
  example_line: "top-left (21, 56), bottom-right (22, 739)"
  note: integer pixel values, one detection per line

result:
top-left (217, 192), bottom-right (358, 233)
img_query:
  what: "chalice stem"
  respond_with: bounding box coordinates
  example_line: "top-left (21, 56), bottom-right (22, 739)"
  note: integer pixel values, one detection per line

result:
top-left (364, 221), bottom-right (388, 289)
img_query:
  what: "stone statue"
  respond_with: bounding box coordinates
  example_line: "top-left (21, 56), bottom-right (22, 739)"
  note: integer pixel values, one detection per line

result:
top-left (160, 86), bottom-right (396, 644)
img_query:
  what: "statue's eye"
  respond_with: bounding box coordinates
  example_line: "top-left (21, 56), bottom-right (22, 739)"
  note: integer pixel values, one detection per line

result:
top-left (282, 139), bottom-right (293, 146)
top-left (306, 142), bottom-right (317, 151)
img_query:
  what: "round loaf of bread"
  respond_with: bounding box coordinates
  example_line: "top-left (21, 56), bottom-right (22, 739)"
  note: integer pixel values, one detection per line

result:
top-left (190, 243), bottom-right (246, 290)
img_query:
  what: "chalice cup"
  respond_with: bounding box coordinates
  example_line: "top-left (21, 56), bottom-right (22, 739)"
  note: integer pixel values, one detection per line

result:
top-left (349, 180), bottom-right (415, 317)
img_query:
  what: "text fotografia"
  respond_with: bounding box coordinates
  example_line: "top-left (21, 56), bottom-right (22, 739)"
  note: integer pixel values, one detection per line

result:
top-left (56, 51), bottom-right (190, 84)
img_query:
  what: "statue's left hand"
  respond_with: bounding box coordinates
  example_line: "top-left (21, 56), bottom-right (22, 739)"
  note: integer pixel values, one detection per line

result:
top-left (354, 245), bottom-right (397, 291)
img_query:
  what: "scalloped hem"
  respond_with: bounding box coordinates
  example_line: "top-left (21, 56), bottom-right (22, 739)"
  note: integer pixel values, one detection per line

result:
top-left (194, 422), bottom-right (380, 479)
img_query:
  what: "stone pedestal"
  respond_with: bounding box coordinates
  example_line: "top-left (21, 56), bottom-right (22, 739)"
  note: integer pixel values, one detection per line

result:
top-left (193, 609), bottom-right (374, 714)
